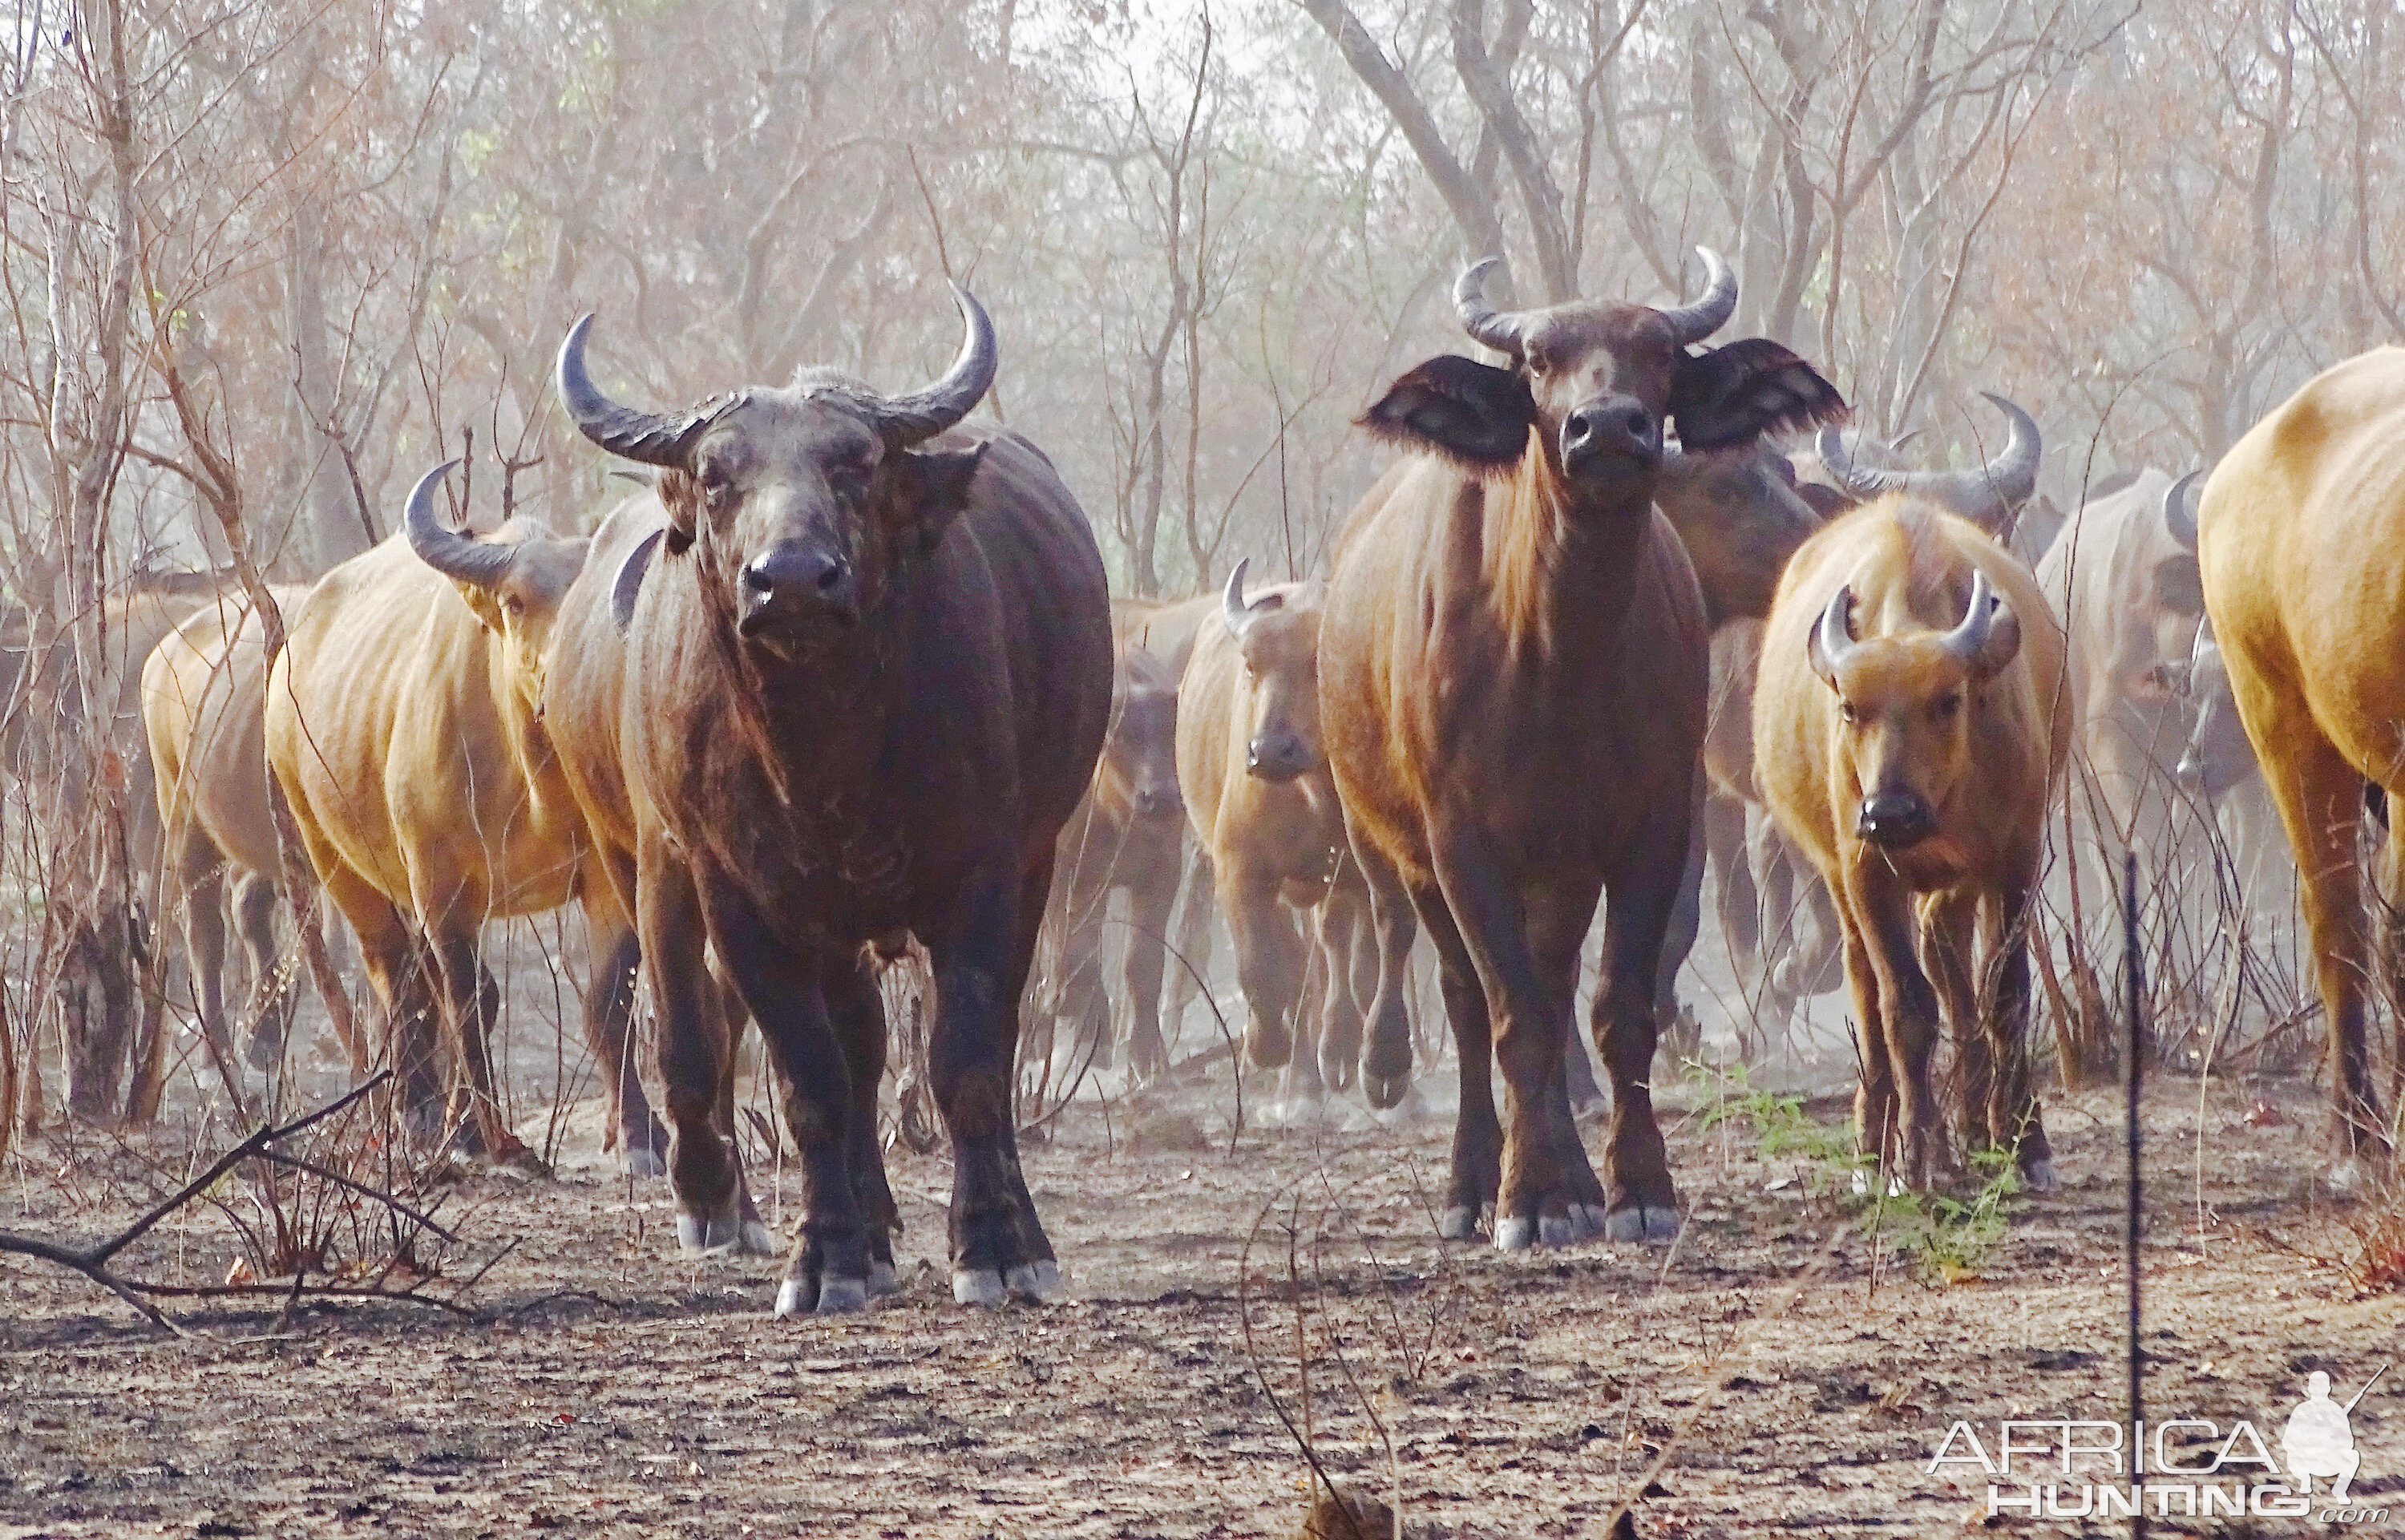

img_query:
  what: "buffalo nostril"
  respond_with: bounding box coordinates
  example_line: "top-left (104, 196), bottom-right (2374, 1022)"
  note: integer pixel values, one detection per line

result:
top-left (742, 562), bottom-right (774, 596)
top-left (1621, 405), bottom-right (1653, 439)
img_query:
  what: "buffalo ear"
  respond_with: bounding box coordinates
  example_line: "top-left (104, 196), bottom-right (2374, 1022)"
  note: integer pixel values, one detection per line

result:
top-left (1356, 355), bottom-right (1535, 472)
top-left (886, 443), bottom-right (988, 556)
top-left (1671, 338), bottom-right (1848, 453)
top-left (2150, 553), bottom-right (2205, 617)
top-left (656, 469), bottom-right (702, 555)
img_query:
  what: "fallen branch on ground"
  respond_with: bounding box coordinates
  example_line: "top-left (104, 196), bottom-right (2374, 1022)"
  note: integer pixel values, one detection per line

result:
top-left (0, 1072), bottom-right (491, 1334)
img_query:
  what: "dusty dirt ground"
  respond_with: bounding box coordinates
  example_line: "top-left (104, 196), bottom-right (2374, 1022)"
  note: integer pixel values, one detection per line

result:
top-left (5, 1017), bottom-right (2402, 1540)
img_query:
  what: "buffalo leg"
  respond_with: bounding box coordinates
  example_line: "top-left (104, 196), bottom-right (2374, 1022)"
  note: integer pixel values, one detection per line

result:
top-left (1426, 828), bottom-right (1581, 1251)
top-left (705, 884), bottom-right (871, 1316)
top-left (313, 860), bottom-right (447, 1146)
top-left (583, 900), bottom-right (666, 1177)
top-left (639, 834), bottom-right (770, 1255)
top-left (1528, 879), bottom-right (1611, 1242)
top-left (424, 924), bottom-right (515, 1162)
top-left (930, 857), bottom-right (1061, 1305)
top-left (1315, 866), bottom-right (1376, 1094)
top-left (1349, 826), bottom-right (1420, 1110)
top-left (1650, 773), bottom-right (1708, 1069)
top-left (1845, 864), bottom-right (1954, 1190)
top-left (2239, 686), bottom-right (2387, 1168)
top-left (174, 849), bottom-right (239, 1081)
top-left (1595, 822), bottom-right (1688, 1243)
top-left (827, 955), bottom-right (901, 1294)
top-left (1049, 831), bottom-right (1114, 1076)
top-left (1220, 860), bottom-right (1307, 1070)
top-left (1414, 888), bottom-right (1498, 1239)
top-left (1706, 794), bottom-right (1760, 976)
top-left (1983, 880), bottom-right (2054, 1190)
top-left (1281, 916), bottom-right (1329, 1108)
top-left (1120, 839), bottom-right (1180, 1082)
top-left (1923, 891), bottom-right (1988, 1154)
top-left (1159, 844), bottom-right (1215, 1050)
top-left (232, 872), bottom-right (287, 1073)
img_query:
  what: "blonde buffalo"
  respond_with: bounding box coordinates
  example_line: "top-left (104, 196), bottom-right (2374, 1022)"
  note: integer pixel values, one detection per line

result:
top-left (2198, 346), bottom-right (2405, 1174)
top-left (1754, 497), bottom-right (2067, 1190)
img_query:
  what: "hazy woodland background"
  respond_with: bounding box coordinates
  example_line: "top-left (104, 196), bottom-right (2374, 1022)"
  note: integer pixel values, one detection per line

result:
top-left (0, 0), bottom-right (2397, 1139)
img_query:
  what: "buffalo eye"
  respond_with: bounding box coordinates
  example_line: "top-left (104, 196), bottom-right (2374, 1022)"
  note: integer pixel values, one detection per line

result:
top-left (502, 595), bottom-right (525, 620)
top-left (697, 466), bottom-right (733, 508)
top-left (1837, 700), bottom-right (1857, 725)
top-left (1522, 341), bottom-right (1551, 374)
top-left (1931, 691), bottom-right (1962, 721)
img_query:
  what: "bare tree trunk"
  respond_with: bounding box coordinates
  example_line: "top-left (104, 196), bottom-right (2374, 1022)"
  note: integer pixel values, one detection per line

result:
top-left (51, 0), bottom-right (143, 1122)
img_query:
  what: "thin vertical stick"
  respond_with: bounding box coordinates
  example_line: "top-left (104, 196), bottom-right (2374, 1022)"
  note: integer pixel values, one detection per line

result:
top-left (2123, 849), bottom-right (2145, 1540)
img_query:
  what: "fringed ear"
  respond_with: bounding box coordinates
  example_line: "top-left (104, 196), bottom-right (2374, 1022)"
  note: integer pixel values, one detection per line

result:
top-left (1671, 338), bottom-right (1849, 453)
top-left (656, 469), bottom-right (702, 554)
top-left (884, 442), bottom-right (988, 556)
top-left (1356, 355), bottom-right (1536, 473)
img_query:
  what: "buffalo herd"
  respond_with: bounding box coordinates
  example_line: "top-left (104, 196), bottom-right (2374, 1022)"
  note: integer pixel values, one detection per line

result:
top-left (117, 255), bottom-right (2405, 1312)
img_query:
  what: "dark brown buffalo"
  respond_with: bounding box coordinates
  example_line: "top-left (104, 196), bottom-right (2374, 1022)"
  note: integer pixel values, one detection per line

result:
top-left (546, 288), bottom-right (1113, 1312)
top-left (1324, 250), bottom-right (1845, 1247)
top-left (1045, 639), bottom-right (1185, 1081)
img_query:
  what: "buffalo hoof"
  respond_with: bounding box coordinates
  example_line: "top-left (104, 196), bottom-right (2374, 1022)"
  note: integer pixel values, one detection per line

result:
top-left (1362, 1072), bottom-right (1409, 1112)
top-left (952, 1268), bottom-right (1008, 1307)
top-left (1493, 1216), bottom-right (1537, 1252)
top-left (1568, 1204), bottom-right (1608, 1242)
top-left (676, 1208), bottom-right (777, 1257)
top-left (1603, 1203), bottom-right (1680, 1244)
top-left (867, 1260), bottom-right (900, 1297)
top-left (624, 1146), bottom-right (668, 1180)
top-left (774, 1274), bottom-right (869, 1317)
top-left (1437, 1206), bottom-right (1479, 1242)
top-left (2021, 1158), bottom-right (2058, 1194)
top-left (1005, 1260), bottom-right (1065, 1303)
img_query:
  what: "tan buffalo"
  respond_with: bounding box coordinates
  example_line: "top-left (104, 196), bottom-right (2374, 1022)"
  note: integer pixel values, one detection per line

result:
top-left (1324, 250), bottom-right (1845, 1247)
top-left (1754, 496), bottom-right (2067, 1189)
top-left (265, 464), bottom-right (662, 1170)
top-left (2197, 346), bottom-right (2405, 1170)
top-left (142, 587), bottom-right (329, 1076)
top-left (1178, 560), bottom-right (1373, 1104)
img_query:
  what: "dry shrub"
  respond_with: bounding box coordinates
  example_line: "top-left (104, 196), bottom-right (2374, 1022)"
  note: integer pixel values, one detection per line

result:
top-left (2343, 1192), bottom-right (2405, 1296)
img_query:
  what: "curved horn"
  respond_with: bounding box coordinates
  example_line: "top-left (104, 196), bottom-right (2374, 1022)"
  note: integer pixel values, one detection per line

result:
top-left (557, 313), bottom-right (723, 467)
top-left (1809, 584), bottom-right (1858, 683)
top-left (1938, 570), bottom-right (1999, 666)
top-left (865, 283), bottom-right (997, 446)
top-left (1222, 557), bottom-right (1258, 639)
top-left (612, 526), bottom-right (666, 633)
top-left (402, 460), bottom-right (515, 592)
top-left (1817, 395), bottom-right (2040, 527)
top-left (2162, 468), bottom-right (2203, 550)
top-left (1453, 257), bottom-right (1538, 359)
top-left (1817, 425), bottom-right (1900, 500)
top-left (1967, 392), bottom-right (2043, 514)
top-left (1659, 246), bottom-right (1737, 345)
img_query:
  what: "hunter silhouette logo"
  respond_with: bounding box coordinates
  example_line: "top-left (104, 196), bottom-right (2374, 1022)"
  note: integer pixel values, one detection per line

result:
top-left (1928, 1361), bottom-right (2391, 1523)
top-left (2283, 1366), bottom-right (2382, 1501)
